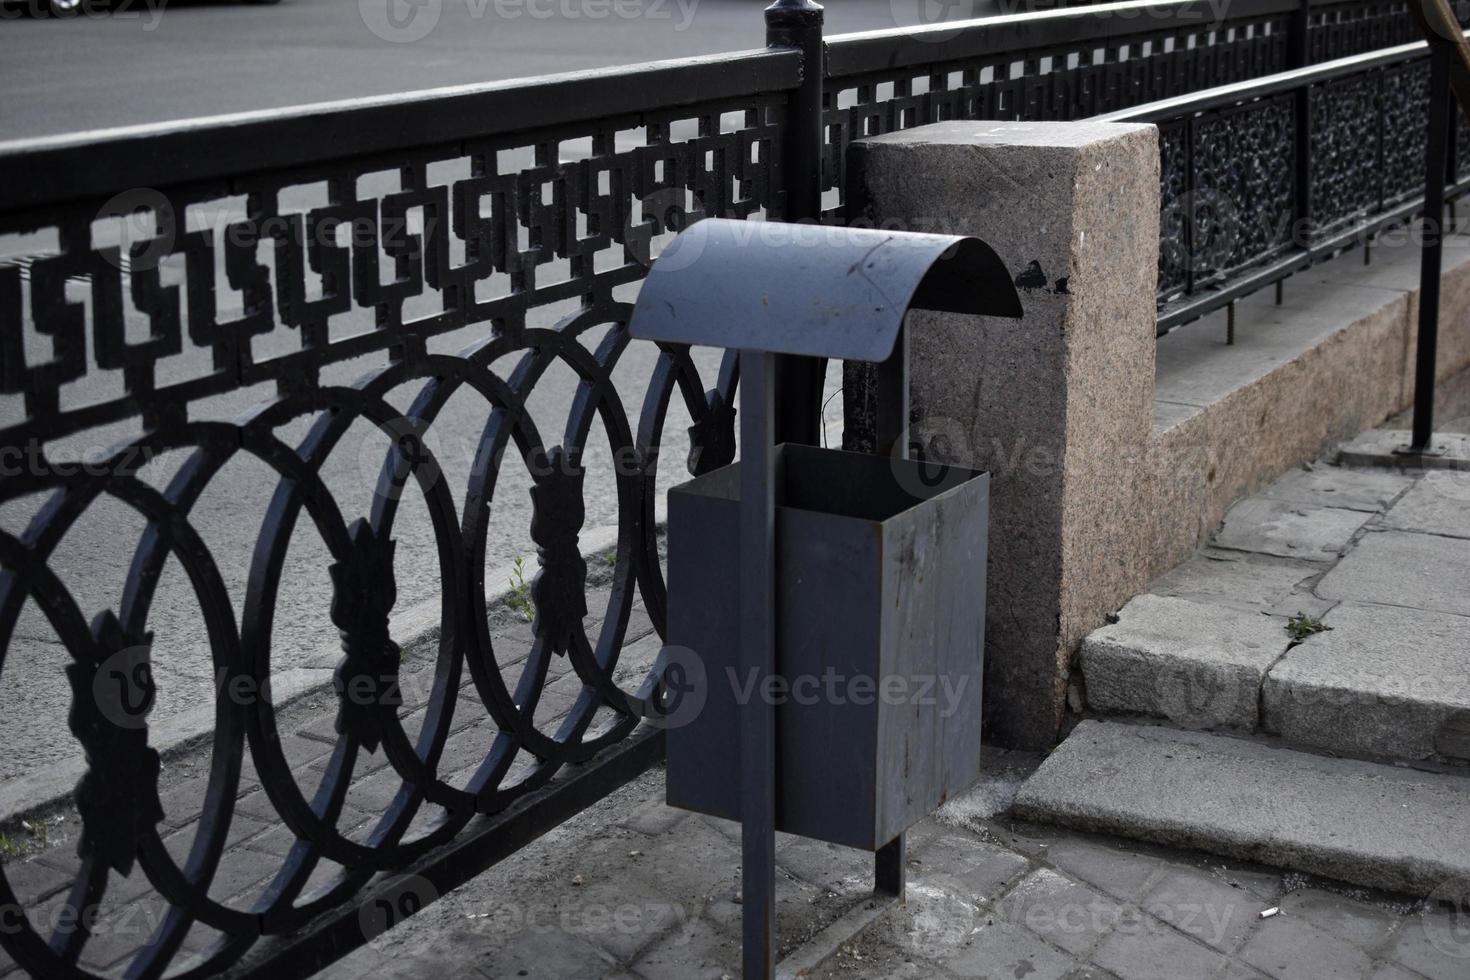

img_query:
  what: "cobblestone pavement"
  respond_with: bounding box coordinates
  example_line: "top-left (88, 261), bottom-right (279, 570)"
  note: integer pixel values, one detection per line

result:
top-left (10, 737), bottom-right (1465, 979)
top-left (309, 754), bottom-right (1469, 980)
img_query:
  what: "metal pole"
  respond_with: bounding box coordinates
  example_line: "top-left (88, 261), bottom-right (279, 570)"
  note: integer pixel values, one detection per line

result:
top-left (872, 328), bottom-right (909, 900)
top-left (1287, 0), bottom-right (1309, 70)
top-left (738, 349), bottom-right (778, 980)
top-left (1287, 0), bottom-right (1310, 324)
top-left (875, 834), bottom-right (906, 896)
top-left (767, 0), bottom-right (826, 446)
top-left (1405, 44), bottom-right (1454, 455)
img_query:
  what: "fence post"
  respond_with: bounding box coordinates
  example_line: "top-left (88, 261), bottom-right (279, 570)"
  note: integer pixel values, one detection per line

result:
top-left (767, 0), bottom-right (826, 446)
top-left (1288, 0), bottom-right (1310, 68)
top-left (1289, 0), bottom-right (1312, 314)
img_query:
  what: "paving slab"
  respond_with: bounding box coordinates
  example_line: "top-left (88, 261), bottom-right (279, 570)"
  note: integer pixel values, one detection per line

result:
top-left (1213, 497), bottom-right (1375, 562)
top-left (1148, 550), bottom-right (1321, 614)
top-left (1011, 721), bottom-right (1470, 896)
top-left (1274, 887), bottom-right (1401, 951)
top-left (1262, 602), bottom-right (1470, 761)
top-left (1317, 530), bottom-right (1470, 618)
top-left (1092, 913), bottom-right (1234, 980)
top-left (1381, 472), bottom-right (1470, 538)
top-left (1338, 430), bottom-right (1470, 471)
top-left (1240, 913), bottom-right (1376, 980)
top-left (1259, 465), bottom-right (1415, 513)
top-left (1383, 908), bottom-right (1470, 980)
top-left (1080, 594), bottom-right (1290, 731)
top-left (1140, 865), bottom-right (1262, 954)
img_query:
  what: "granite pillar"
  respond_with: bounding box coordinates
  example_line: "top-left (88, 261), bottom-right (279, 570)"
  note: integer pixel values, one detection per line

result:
top-left (846, 121), bottom-right (1160, 748)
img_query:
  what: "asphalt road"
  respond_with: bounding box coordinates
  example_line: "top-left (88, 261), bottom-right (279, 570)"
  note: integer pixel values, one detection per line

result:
top-left (0, 0), bottom-right (998, 139)
top-left (3, 0), bottom-right (981, 788)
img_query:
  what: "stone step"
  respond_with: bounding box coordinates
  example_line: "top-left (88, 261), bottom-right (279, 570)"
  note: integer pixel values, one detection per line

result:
top-left (1012, 720), bottom-right (1470, 897)
top-left (1079, 592), bottom-right (1292, 733)
top-left (1078, 588), bottom-right (1470, 764)
top-left (1264, 600), bottom-right (1470, 761)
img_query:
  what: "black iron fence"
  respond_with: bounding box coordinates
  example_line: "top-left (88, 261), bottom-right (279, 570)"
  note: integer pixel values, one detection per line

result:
top-left (1108, 40), bottom-right (1470, 333)
top-left (0, 1), bottom-right (1453, 977)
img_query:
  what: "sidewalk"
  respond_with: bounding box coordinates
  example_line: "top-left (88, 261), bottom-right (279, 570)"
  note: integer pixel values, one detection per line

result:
top-left (314, 756), bottom-right (1467, 980)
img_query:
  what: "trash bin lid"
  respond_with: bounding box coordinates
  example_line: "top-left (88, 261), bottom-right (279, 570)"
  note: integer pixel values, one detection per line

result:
top-left (627, 218), bottom-right (1022, 362)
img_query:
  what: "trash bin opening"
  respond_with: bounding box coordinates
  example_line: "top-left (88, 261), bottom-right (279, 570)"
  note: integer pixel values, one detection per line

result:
top-left (672, 443), bottom-right (985, 525)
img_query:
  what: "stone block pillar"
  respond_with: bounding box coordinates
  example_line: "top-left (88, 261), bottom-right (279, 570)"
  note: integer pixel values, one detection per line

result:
top-left (847, 121), bottom-right (1160, 749)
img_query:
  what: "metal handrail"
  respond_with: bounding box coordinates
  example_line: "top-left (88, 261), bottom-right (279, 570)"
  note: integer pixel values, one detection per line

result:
top-left (1095, 39), bottom-right (1438, 121)
top-left (826, 0), bottom-right (1299, 77)
top-left (1100, 33), bottom-right (1470, 333)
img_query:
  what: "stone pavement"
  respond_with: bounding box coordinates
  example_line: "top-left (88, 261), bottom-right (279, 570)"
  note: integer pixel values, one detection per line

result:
top-left (1075, 433), bottom-right (1470, 763)
top-left (9, 727), bottom-right (1463, 980)
top-left (1013, 421), bottom-right (1470, 915)
top-left (306, 755), bottom-right (1470, 980)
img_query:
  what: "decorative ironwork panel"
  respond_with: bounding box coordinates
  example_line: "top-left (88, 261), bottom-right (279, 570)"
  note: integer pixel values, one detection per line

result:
top-left (0, 90), bottom-right (783, 978)
top-left (1188, 96), bottom-right (1298, 284)
top-left (821, 8), bottom-right (1293, 220)
top-left (1158, 121), bottom-right (1193, 303)
top-left (1382, 61), bottom-right (1434, 205)
top-left (1309, 71), bottom-right (1384, 233)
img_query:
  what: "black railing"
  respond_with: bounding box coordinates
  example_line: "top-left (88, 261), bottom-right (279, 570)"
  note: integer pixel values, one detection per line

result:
top-left (0, 2), bottom-right (1449, 977)
top-left (1103, 39), bottom-right (1470, 332)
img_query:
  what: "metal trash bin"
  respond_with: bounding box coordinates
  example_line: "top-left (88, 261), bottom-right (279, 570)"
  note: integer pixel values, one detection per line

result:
top-left (665, 442), bottom-right (989, 850)
top-left (628, 217), bottom-right (1022, 978)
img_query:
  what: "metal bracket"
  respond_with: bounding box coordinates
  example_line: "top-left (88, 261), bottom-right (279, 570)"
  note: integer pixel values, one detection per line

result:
top-left (1393, 442), bottom-right (1451, 457)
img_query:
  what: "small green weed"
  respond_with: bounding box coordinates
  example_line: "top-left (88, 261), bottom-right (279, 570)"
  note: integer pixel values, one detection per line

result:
top-left (1286, 612), bottom-right (1332, 643)
top-left (508, 556), bottom-right (535, 623)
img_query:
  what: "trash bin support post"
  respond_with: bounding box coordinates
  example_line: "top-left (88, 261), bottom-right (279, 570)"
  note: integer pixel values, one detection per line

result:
top-left (739, 348), bottom-right (778, 978)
